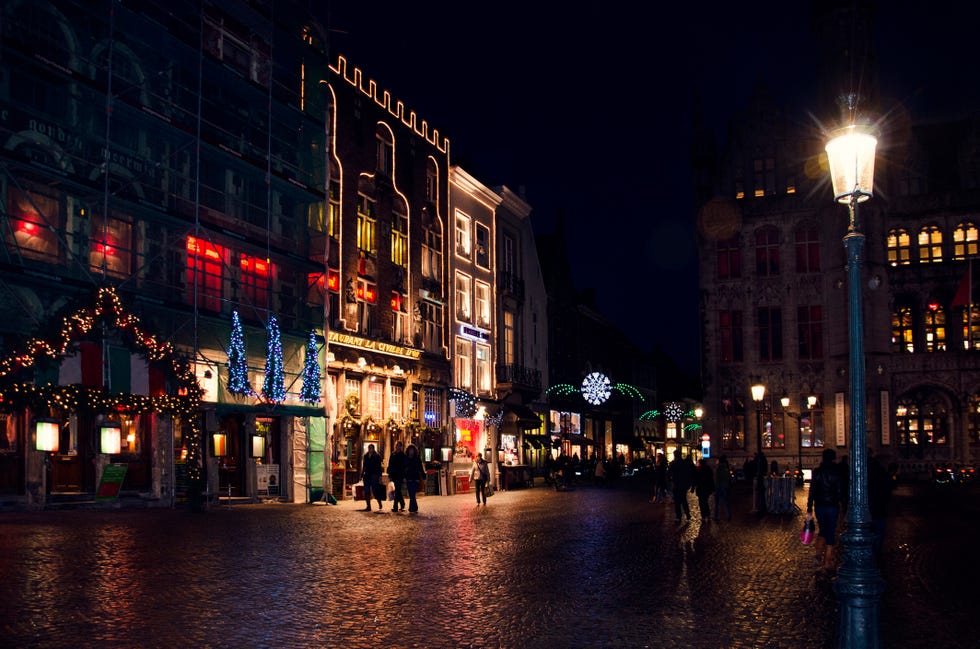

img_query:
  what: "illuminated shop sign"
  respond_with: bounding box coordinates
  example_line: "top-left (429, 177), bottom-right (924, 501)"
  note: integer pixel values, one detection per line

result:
top-left (458, 325), bottom-right (490, 342)
top-left (327, 331), bottom-right (422, 359)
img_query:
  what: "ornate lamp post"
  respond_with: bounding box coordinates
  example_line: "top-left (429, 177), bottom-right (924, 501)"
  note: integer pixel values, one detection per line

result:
top-left (750, 383), bottom-right (767, 514)
top-left (826, 120), bottom-right (884, 648)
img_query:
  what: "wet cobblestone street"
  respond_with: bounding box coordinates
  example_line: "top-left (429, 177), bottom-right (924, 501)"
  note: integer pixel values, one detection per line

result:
top-left (2, 479), bottom-right (979, 649)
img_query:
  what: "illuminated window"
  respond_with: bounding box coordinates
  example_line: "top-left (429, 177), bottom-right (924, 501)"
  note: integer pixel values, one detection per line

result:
top-left (356, 279), bottom-right (376, 335)
top-left (891, 307), bottom-right (914, 353)
top-left (89, 212), bottom-right (132, 277)
top-left (420, 301), bottom-right (443, 353)
top-left (918, 225), bottom-right (943, 263)
top-left (757, 307), bottom-right (782, 361)
top-left (424, 388), bottom-right (443, 428)
top-left (391, 290), bottom-right (409, 344)
top-left (794, 225), bottom-right (820, 273)
top-left (6, 186), bottom-right (60, 263)
top-left (503, 311), bottom-right (515, 366)
top-left (422, 209), bottom-right (442, 283)
top-left (240, 253), bottom-right (271, 308)
top-left (797, 305), bottom-right (823, 359)
top-left (717, 235), bottom-right (741, 279)
top-left (368, 380), bottom-right (384, 420)
top-left (719, 310), bottom-right (743, 363)
top-left (953, 221), bottom-right (978, 260)
top-left (455, 272), bottom-right (472, 322)
top-left (455, 337), bottom-right (472, 390)
top-left (887, 228), bottom-right (911, 266)
top-left (357, 193), bottom-right (376, 255)
top-left (186, 236), bottom-right (225, 311)
top-left (455, 210), bottom-right (471, 258)
top-left (962, 306), bottom-right (980, 351)
top-left (475, 223), bottom-right (490, 268)
top-left (391, 206), bottom-right (408, 267)
top-left (753, 158), bottom-right (775, 197)
top-left (476, 344), bottom-right (491, 394)
top-left (755, 226), bottom-right (780, 276)
top-left (475, 281), bottom-right (490, 328)
top-left (924, 305), bottom-right (947, 352)
top-left (306, 178), bottom-right (339, 238)
top-left (376, 124), bottom-right (393, 176)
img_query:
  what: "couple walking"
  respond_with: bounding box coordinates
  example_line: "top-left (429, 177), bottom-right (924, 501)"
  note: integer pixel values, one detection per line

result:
top-left (362, 442), bottom-right (425, 513)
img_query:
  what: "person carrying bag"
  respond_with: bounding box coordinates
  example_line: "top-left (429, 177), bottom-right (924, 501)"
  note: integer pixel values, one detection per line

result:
top-left (471, 454), bottom-right (491, 505)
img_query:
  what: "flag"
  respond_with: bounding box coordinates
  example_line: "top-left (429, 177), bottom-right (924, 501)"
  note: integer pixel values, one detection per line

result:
top-left (953, 259), bottom-right (974, 307)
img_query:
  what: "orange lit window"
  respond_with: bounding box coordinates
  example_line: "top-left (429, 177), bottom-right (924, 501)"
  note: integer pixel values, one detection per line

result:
top-left (6, 187), bottom-right (60, 262)
top-left (186, 236), bottom-right (225, 311)
top-left (240, 253), bottom-right (271, 307)
top-left (357, 280), bottom-right (377, 304)
top-left (90, 213), bottom-right (132, 277)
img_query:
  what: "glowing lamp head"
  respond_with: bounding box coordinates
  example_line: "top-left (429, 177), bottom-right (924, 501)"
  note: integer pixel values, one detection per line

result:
top-left (100, 422), bottom-right (122, 454)
top-left (750, 384), bottom-right (766, 403)
top-left (825, 124), bottom-right (877, 203)
top-left (35, 419), bottom-right (59, 452)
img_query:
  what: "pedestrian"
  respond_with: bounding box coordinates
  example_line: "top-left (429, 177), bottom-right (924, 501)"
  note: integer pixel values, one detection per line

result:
top-left (403, 444), bottom-right (425, 513)
top-left (387, 441), bottom-right (406, 513)
top-left (867, 449), bottom-right (894, 555)
top-left (694, 458), bottom-right (715, 520)
top-left (668, 449), bottom-right (694, 522)
top-left (361, 443), bottom-right (384, 511)
top-left (806, 448), bottom-right (844, 571)
top-left (594, 455), bottom-right (606, 487)
top-left (713, 455), bottom-right (732, 521)
top-left (471, 453), bottom-right (491, 505)
top-left (653, 453), bottom-right (668, 503)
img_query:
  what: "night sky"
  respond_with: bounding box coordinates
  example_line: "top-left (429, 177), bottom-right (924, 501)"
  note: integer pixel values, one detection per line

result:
top-left (319, 1), bottom-right (977, 377)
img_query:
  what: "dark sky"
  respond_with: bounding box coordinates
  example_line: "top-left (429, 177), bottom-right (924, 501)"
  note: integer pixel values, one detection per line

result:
top-left (319, 1), bottom-right (976, 377)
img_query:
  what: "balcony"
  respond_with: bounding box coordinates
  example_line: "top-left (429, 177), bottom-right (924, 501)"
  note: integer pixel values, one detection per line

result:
top-left (497, 271), bottom-right (524, 303)
top-left (495, 363), bottom-right (541, 394)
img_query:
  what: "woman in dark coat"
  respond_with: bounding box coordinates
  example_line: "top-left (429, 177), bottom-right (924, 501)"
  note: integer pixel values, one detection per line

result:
top-left (694, 458), bottom-right (715, 520)
top-left (403, 444), bottom-right (425, 513)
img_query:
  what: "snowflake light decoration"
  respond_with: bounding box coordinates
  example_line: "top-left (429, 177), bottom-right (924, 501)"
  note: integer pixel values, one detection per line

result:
top-left (664, 401), bottom-right (686, 422)
top-left (581, 372), bottom-right (611, 405)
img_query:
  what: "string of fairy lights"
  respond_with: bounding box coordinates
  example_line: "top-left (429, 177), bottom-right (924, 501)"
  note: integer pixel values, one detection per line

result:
top-left (0, 287), bottom-right (205, 481)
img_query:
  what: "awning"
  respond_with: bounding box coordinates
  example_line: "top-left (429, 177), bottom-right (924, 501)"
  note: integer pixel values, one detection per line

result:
top-left (504, 404), bottom-right (543, 430)
top-left (524, 434), bottom-right (549, 449)
top-left (565, 433), bottom-right (595, 446)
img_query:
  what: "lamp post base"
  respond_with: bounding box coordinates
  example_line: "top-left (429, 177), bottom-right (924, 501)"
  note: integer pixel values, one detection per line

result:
top-left (834, 521), bottom-right (884, 648)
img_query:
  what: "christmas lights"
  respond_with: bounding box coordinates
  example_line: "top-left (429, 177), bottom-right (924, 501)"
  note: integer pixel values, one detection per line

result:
top-left (581, 372), bottom-right (611, 405)
top-left (226, 311), bottom-right (252, 396)
top-left (299, 330), bottom-right (322, 404)
top-left (262, 316), bottom-right (285, 403)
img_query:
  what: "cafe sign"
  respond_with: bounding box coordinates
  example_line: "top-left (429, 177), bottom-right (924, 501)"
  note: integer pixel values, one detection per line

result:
top-left (328, 331), bottom-right (422, 360)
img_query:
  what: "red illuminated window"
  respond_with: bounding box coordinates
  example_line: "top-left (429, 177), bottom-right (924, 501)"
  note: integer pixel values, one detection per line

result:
top-left (186, 236), bottom-right (224, 311)
top-left (357, 280), bottom-right (377, 304)
top-left (90, 213), bottom-right (132, 277)
top-left (240, 253), bottom-right (271, 307)
top-left (6, 187), bottom-right (60, 262)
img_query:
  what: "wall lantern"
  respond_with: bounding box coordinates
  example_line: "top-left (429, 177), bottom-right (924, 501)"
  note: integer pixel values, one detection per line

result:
top-left (35, 418), bottom-right (59, 452)
top-left (440, 446), bottom-right (453, 462)
top-left (212, 432), bottom-right (228, 457)
top-left (100, 422), bottom-right (122, 454)
top-left (250, 434), bottom-right (267, 459)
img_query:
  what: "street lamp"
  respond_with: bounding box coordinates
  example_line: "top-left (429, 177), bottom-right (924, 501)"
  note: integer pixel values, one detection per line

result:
top-left (780, 395), bottom-right (797, 475)
top-left (826, 119), bottom-right (883, 649)
top-left (750, 383), bottom-right (767, 514)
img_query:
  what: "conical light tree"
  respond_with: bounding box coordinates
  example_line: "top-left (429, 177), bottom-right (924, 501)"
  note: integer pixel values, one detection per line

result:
top-left (227, 310), bottom-right (252, 395)
top-left (300, 330), bottom-right (322, 404)
top-left (262, 315), bottom-right (285, 403)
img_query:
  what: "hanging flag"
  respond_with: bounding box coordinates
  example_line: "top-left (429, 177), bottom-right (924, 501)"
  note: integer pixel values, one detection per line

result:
top-left (953, 259), bottom-right (974, 307)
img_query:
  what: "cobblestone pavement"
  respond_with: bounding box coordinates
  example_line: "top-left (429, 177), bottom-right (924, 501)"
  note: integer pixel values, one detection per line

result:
top-left (2, 478), bottom-right (978, 649)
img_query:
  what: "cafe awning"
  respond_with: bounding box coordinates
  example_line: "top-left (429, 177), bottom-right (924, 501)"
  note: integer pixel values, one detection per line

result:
top-left (566, 433), bottom-right (596, 446)
top-left (524, 434), bottom-right (549, 449)
top-left (504, 404), bottom-right (543, 430)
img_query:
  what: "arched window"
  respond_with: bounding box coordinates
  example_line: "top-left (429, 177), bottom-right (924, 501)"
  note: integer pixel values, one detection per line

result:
top-left (895, 394), bottom-right (948, 459)
top-left (754, 226), bottom-right (779, 276)
top-left (375, 124), bottom-right (394, 176)
top-left (923, 305), bottom-right (946, 352)
top-left (953, 221), bottom-right (979, 259)
top-left (390, 199), bottom-right (408, 268)
top-left (918, 225), bottom-right (943, 263)
top-left (887, 228), bottom-right (911, 266)
top-left (425, 158), bottom-right (439, 204)
top-left (421, 208), bottom-right (442, 283)
top-left (794, 225), bottom-right (820, 273)
top-left (891, 307), bottom-right (914, 353)
top-left (717, 235), bottom-right (741, 279)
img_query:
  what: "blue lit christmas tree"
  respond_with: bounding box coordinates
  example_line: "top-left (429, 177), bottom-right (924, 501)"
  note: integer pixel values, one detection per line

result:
top-left (299, 330), bottom-right (322, 404)
top-left (262, 315), bottom-right (285, 403)
top-left (227, 310), bottom-right (252, 395)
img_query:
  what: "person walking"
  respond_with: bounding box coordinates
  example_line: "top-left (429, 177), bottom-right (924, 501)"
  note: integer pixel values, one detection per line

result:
top-left (471, 453), bottom-right (491, 505)
top-left (387, 441), bottom-right (406, 513)
top-left (807, 448), bottom-right (844, 571)
top-left (694, 458), bottom-right (715, 520)
top-left (403, 444), bottom-right (425, 513)
top-left (361, 443), bottom-right (384, 511)
top-left (713, 455), bottom-right (733, 521)
top-left (668, 449), bottom-right (694, 522)
top-left (653, 453), bottom-right (668, 503)
top-left (594, 455), bottom-right (606, 487)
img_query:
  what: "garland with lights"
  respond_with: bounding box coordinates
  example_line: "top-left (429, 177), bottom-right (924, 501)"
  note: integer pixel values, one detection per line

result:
top-left (344, 393), bottom-right (360, 416)
top-left (299, 330), bottom-right (322, 405)
top-left (227, 311), bottom-right (252, 396)
top-left (262, 316), bottom-right (285, 403)
top-left (639, 409), bottom-right (661, 420)
top-left (448, 387), bottom-right (477, 418)
top-left (0, 286), bottom-right (204, 481)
